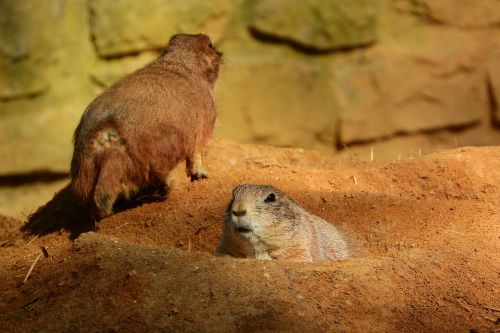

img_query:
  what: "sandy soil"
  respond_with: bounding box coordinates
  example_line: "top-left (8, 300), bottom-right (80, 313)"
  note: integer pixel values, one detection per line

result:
top-left (0, 140), bottom-right (499, 332)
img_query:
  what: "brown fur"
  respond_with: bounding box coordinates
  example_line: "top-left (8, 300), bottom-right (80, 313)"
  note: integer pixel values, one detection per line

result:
top-left (70, 34), bottom-right (222, 218)
top-left (216, 184), bottom-right (350, 262)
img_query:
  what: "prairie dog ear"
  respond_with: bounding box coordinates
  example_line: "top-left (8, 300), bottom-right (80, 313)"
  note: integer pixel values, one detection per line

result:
top-left (202, 54), bottom-right (220, 83)
top-left (167, 34), bottom-right (187, 48)
top-left (162, 34), bottom-right (195, 54)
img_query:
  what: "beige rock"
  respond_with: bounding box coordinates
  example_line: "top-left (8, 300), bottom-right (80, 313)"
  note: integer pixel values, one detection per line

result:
top-left (216, 56), bottom-right (337, 148)
top-left (394, 0), bottom-right (500, 28)
top-left (333, 25), bottom-right (491, 144)
top-left (0, 0), bottom-right (97, 174)
top-left (488, 52), bottom-right (500, 126)
top-left (90, 52), bottom-right (158, 88)
top-left (89, 0), bottom-right (238, 58)
top-left (216, 2), bottom-right (337, 149)
top-left (0, 1), bottom-right (56, 99)
top-left (248, 0), bottom-right (378, 51)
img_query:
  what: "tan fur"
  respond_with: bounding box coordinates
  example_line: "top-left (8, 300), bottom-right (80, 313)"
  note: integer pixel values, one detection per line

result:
top-left (216, 184), bottom-right (350, 262)
top-left (70, 34), bottom-right (222, 218)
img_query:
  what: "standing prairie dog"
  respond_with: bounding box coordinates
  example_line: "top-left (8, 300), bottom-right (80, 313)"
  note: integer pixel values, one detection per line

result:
top-left (71, 34), bottom-right (222, 218)
top-left (216, 184), bottom-right (350, 262)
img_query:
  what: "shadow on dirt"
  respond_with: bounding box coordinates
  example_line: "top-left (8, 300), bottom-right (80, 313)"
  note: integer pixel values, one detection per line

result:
top-left (22, 185), bottom-right (95, 239)
top-left (21, 184), bottom-right (169, 239)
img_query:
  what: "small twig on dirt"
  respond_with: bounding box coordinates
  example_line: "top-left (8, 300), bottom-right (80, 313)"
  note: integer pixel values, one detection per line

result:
top-left (254, 161), bottom-right (281, 169)
top-left (482, 305), bottom-right (500, 312)
top-left (444, 230), bottom-right (468, 236)
top-left (351, 175), bottom-right (357, 185)
top-left (26, 234), bottom-right (39, 246)
top-left (418, 148), bottom-right (422, 157)
top-left (398, 153), bottom-right (402, 160)
top-left (23, 297), bottom-right (41, 311)
top-left (481, 315), bottom-right (497, 322)
top-left (457, 299), bottom-right (472, 312)
top-left (194, 225), bottom-right (207, 235)
top-left (188, 239), bottom-right (192, 252)
top-left (23, 253), bottom-right (43, 284)
top-left (114, 222), bottom-right (129, 229)
top-left (370, 146), bottom-right (374, 162)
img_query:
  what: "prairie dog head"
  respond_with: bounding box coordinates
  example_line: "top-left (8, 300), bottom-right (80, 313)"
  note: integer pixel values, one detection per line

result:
top-left (222, 184), bottom-right (301, 255)
top-left (162, 33), bottom-right (222, 84)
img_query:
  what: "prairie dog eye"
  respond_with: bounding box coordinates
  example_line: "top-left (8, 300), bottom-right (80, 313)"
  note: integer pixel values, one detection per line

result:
top-left (264, 193), bottom-right (276, 203)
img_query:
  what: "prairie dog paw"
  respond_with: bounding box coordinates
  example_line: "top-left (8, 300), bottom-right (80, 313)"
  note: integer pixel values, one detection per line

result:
top-left (186, 151), bottom-right (209, 181)
top-left (187, 166), bottom-right (209, 181)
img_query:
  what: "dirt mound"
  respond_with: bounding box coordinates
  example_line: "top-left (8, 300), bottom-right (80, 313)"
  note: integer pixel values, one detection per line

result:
top-left (0, 140), bottom-right (499, 332)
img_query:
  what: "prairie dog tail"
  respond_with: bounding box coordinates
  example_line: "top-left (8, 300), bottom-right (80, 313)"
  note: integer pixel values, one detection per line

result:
top-left (70, 128), bottom-right (126, 204)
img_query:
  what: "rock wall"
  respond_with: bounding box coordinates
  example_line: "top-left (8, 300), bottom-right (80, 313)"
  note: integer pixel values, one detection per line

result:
top-left (1, 0), bottom-right (500, 174)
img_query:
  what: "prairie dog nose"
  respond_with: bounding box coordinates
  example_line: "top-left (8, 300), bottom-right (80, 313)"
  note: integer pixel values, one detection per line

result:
top-left (232, 202), bottom-right (247, 217)
top-left (232, 209), bottom-right (246, 217)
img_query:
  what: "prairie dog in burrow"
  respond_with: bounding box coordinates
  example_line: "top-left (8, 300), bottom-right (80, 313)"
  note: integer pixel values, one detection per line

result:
top-left (71, 34), bottom-right (222, 218)
top-left (216, 184), bottom-right (350, 262)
